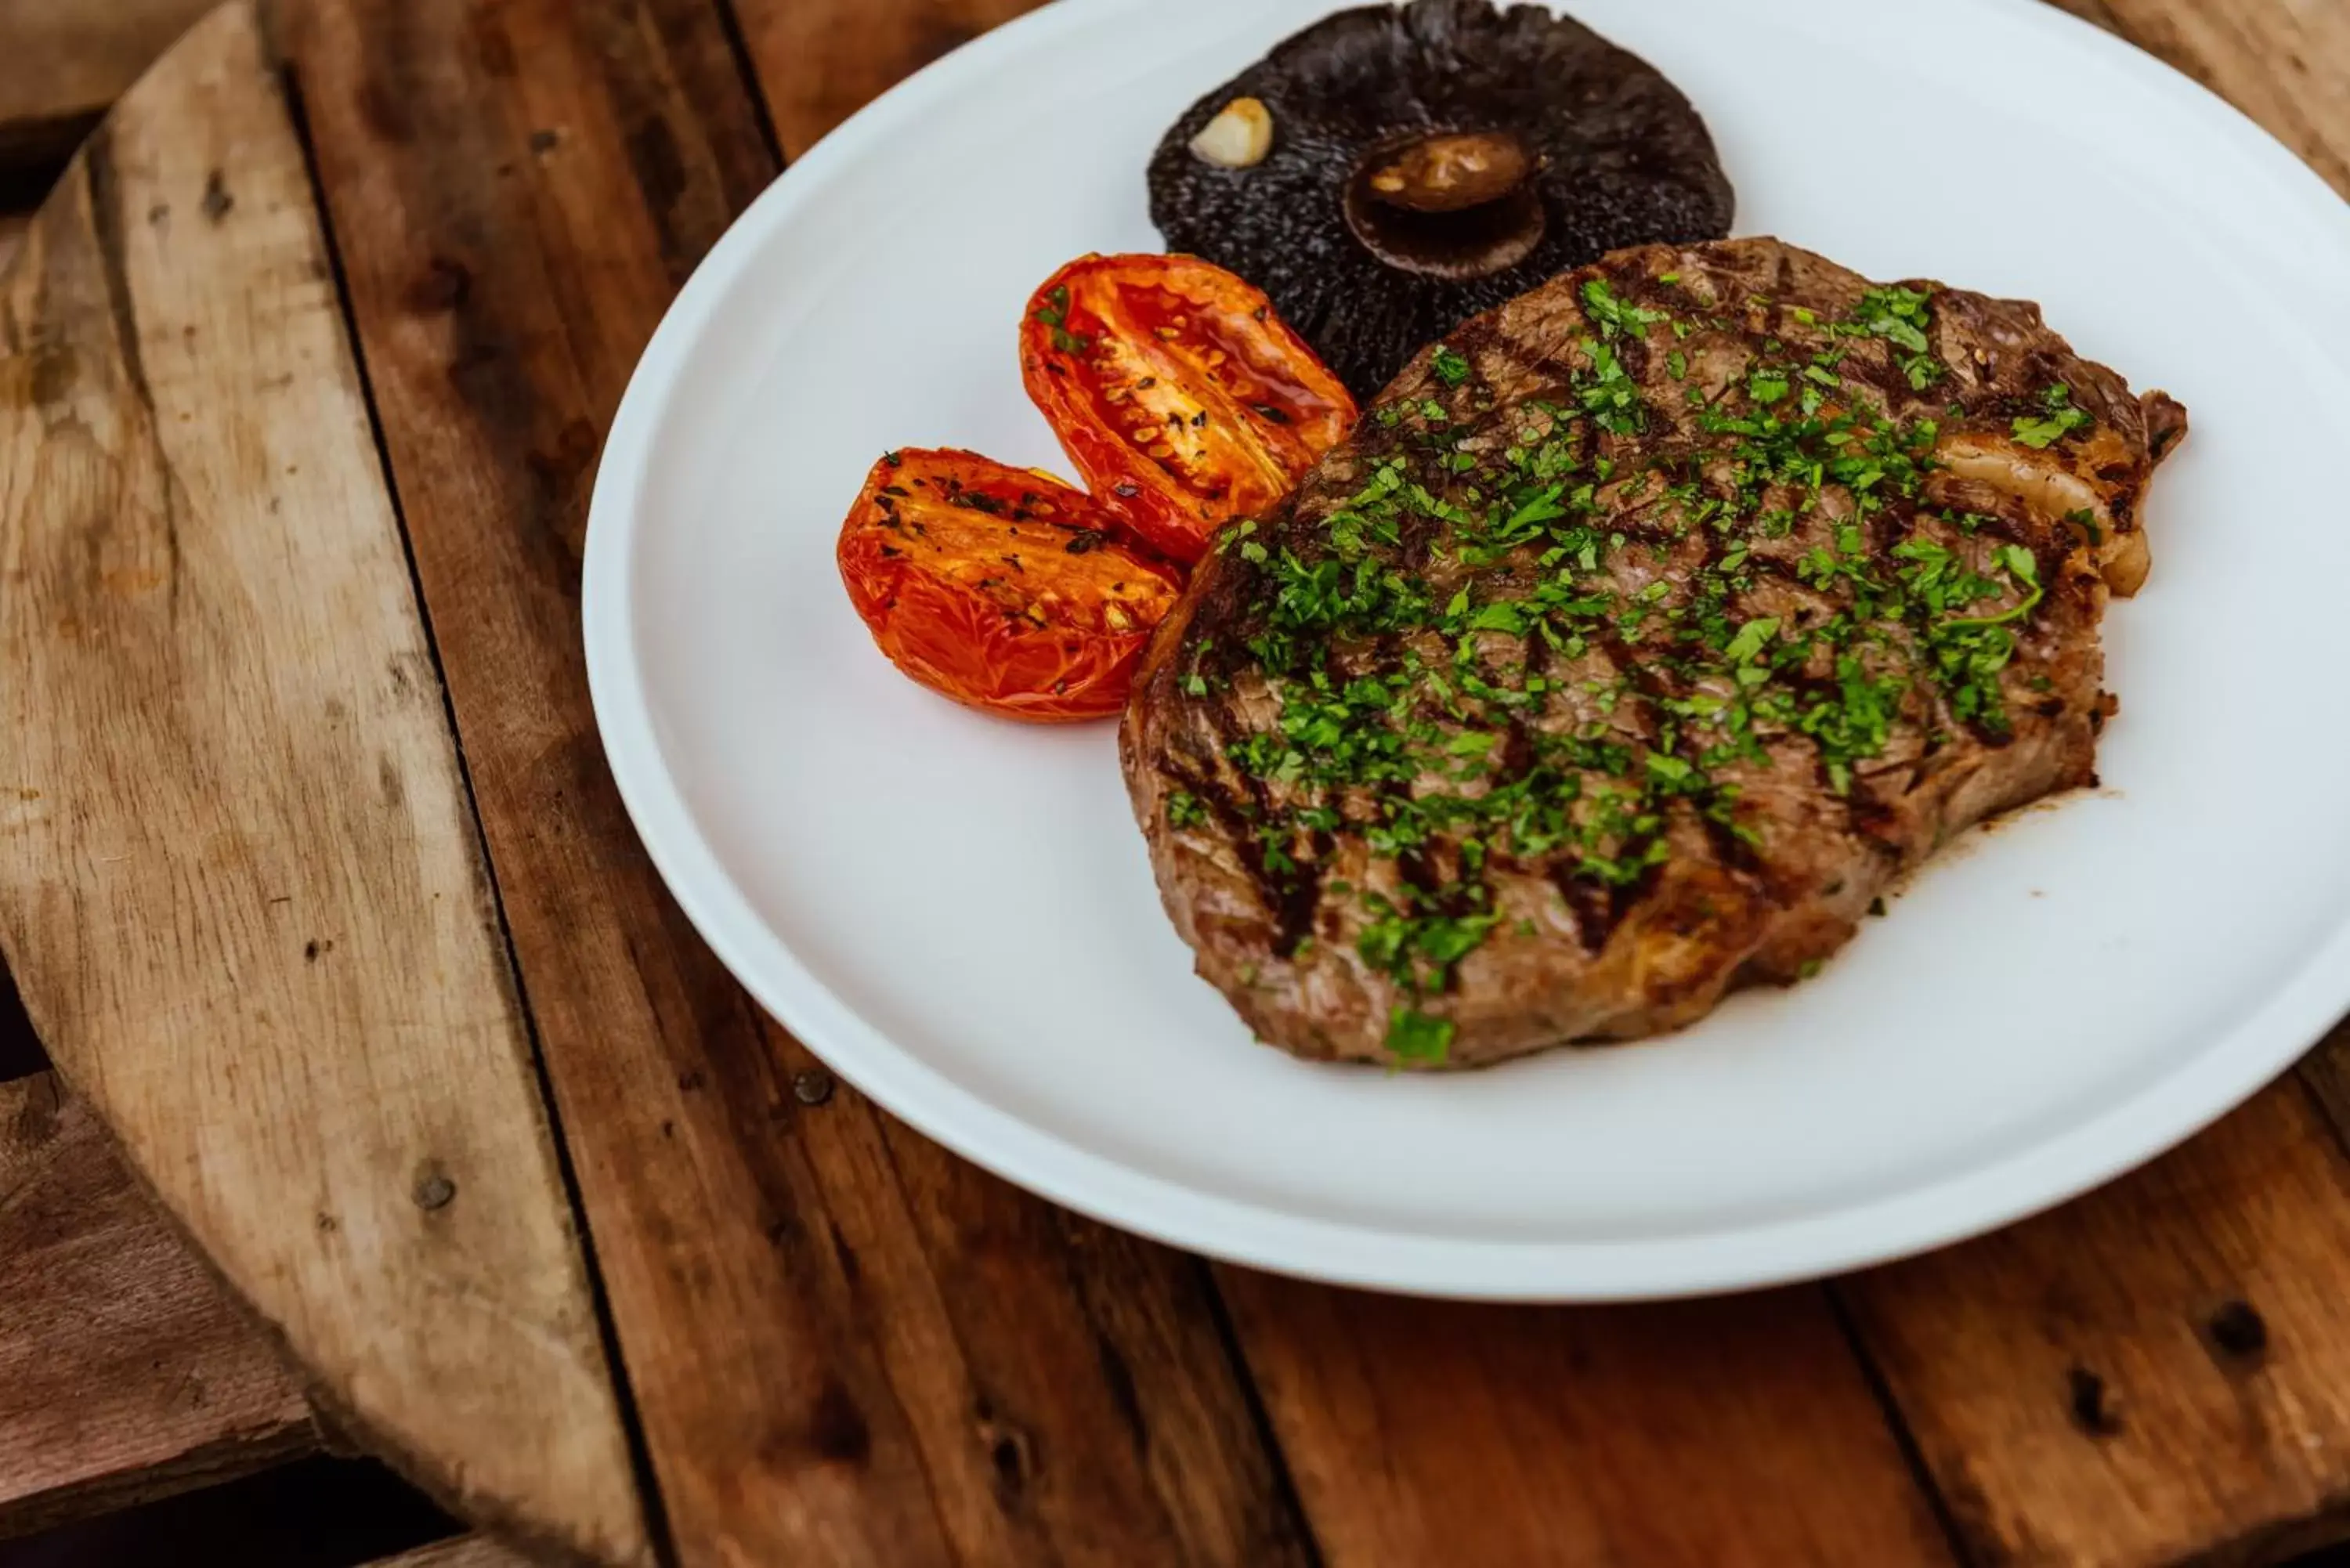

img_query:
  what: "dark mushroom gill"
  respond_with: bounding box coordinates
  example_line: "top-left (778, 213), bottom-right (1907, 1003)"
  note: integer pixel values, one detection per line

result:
top-left (1149, 0), bottom-right (1737, 399)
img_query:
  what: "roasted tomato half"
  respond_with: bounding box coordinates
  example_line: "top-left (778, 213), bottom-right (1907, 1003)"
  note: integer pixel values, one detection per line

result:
top-left (837, 449), bottom-right (1186, 723)
top-left (1021, 253), bottom-right (1358, 562)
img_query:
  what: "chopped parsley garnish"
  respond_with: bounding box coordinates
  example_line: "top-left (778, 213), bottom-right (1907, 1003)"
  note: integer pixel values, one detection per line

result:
top-left (1842, 285), bottom-right (1946, 389)
top-left (1582, 277), bottom-right (1671, 339)
top-left (1166, 793), bottom-right (1209, 830)
top-left (1575, 338), bottom-right (1647, 435)
top-left (1386, 1007), bottom-right (1456, 1062)
top-left (1431, 346), bottom-right (1472, 387)
top-left (2013, 384), bottom-right (2092, 449)
top-left (1031, 285), bottom-right (1092, 355)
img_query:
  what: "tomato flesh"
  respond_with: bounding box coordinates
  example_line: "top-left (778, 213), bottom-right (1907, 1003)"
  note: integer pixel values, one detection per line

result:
top-left (837, 449), bottom-right (1184, 722)
top-left (1022, 254), bottom-right (1358, 562)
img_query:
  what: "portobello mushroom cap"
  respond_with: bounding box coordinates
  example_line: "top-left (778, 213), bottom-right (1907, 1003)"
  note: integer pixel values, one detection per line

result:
top-left (1148, 0), bottom-right (1736, 399)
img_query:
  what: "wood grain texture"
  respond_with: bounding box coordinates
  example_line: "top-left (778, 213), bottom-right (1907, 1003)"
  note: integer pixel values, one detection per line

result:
top-left (1848, 1082), bottom-right (2350, 1568)
top-left (761, 1029), bottom-right (1313, 1568)
top-left (0, 0), bottom-right (215, 180)
top-left (0, 211), bottom-right (31, 278)
top-left (727, 0), bottom-right (1054, 159)
top-left (2092, 0), bottom-right (2350, 197)
top-left (0, 7), bottom-right (645, 1563)
top-left (0, 1073), bottom-right (313, 1538)
top-left (284, 1), bottom-right (1307, 1563)
top-left (1220, 1271), bottom-right (1954, 1568)
top-left (367, 1537), bottom-right (538, 1568)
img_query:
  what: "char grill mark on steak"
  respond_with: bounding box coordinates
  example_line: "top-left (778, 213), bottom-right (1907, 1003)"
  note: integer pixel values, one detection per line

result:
top-left (1122, 238), bottom-right (2188, 1069)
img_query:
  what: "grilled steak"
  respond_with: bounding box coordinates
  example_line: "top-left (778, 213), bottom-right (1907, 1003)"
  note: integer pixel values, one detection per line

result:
top-left (1122, 237), bottom-right (2188, 1068)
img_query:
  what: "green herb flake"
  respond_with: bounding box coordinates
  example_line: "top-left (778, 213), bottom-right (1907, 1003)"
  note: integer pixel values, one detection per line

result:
top-left (1582, 277), bottom-right (1672, 340)
top-left (2012, 384), bottom-right (2092, 449)
top-left (1724, 615), bottom-right (1781, 665)
top-left (1386, 1007), bottom-right (1455, 1063)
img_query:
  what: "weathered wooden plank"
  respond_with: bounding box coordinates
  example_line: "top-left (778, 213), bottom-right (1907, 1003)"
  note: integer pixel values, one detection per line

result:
top-left (0, 0), bottom-right (215, 182)
top-left (1220, 1270), bottom-right (1955, 1568)
top-left (0, 7), bottom-right (645, 1563)
top-left (0, 211), bottom-right (31, 278)
top-left (762, 1031), bottom-right (1314, 1568)
top-left (367, 1535), bottom-right (537, 1568)
top-left (1847, 1082), bottom-right (2350, 1568)
top-left (2088, 0), bottom-right (2350, 197)
top-left (0, 1073), bottom-right (314, 1538)
top-left (725, 0), bottom-right (1052, 160)
top-left (284, 2), bottom-right (1310, 1563)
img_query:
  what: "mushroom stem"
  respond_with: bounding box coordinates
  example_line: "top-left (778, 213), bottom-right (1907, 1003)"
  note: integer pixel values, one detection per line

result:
top-left (1366, 130), bottom-right (1535, 213)
top-left (1343, 128), bottom-right (1547, 280)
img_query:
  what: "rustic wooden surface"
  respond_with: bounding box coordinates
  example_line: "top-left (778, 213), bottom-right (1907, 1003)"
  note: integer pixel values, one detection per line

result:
top-left (727, 0), bottom-right (1055, 159)
top-left (0, 0), bottom-right (214, 182)
top-left (0, 5), bottom-right (643, 1563)
top-left (1851, 1078), bottom-right (2350, 1568)
top-left (2, 3), bottom-right (2350, 1567)
top-left (1220, 1274), bottom-right (1958, 1568)
top-left (0, 1072), bottom-right (314, 1539)
top-left (0, 212), bottom-right (30, 276)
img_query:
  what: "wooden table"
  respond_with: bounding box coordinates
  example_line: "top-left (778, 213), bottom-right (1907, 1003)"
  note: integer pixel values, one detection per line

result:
top-left (4, 2), bottom-right (2350, 1566)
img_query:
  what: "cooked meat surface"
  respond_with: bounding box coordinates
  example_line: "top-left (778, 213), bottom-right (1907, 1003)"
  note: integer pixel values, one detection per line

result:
top-left (1122, 237), bottom-right (2188, 1068)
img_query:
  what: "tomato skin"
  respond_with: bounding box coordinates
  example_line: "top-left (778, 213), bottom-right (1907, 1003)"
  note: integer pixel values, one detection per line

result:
top-left (837, 449), bottom-right (1185, 723)
top-left (1021, 254), bottom-right (1358, 563)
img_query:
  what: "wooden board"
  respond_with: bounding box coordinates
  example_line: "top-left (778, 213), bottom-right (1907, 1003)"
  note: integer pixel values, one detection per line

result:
top-left (0, 6), bottom-right (645, 1563)
top-left (0, 211), bottom-right (31, 278)
top-left (1219, 1271), bottom-right (1954, 1568)
top-left (1848, 1081), bottom-right (2350, 1568)
top-left (282, 1), bottom-right (1308, 1563)
top-left (0, 0), bottom-right (215, 186)
top-left (725, 0), bottom-right (1054, 159)
top-left (0, 1073), bottom-right (313, 1538)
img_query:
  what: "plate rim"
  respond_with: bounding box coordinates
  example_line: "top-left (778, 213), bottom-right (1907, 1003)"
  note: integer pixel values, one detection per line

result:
top-left (583, 0), bottom-right (2350, 1300)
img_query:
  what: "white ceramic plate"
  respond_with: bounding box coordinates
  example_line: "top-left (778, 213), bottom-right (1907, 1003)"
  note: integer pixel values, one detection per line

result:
top-left (584, 0), bottom-right (2350, 1299)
